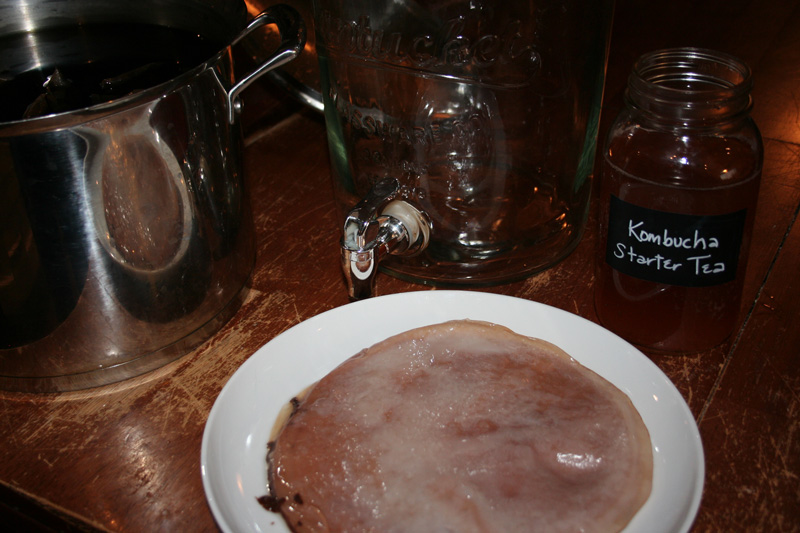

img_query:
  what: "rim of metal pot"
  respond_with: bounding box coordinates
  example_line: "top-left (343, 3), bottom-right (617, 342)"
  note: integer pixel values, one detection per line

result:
top-left (0, 43), bottom-right (237, 138)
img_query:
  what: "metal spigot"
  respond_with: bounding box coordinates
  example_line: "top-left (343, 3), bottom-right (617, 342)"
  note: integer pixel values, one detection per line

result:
top-left (341, 178), bottom-right (430, 300)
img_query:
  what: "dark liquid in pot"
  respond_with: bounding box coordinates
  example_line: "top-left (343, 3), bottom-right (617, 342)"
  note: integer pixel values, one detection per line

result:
top-left (0, 23), bottom-right (224, 122)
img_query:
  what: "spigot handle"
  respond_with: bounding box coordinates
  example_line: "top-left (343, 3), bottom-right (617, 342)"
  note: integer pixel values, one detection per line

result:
top-left (341, 178), bottom-right (430, 300)
top-left (342, 178), bottom-right (401, 252)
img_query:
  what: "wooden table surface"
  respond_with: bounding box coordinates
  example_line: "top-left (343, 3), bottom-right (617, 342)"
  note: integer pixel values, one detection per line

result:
top-left (2, 0), bottom-right (798, 531)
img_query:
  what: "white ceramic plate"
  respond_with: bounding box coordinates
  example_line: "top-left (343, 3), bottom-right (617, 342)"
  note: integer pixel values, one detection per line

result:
top-left (201, 290), bottom-right (704, 533)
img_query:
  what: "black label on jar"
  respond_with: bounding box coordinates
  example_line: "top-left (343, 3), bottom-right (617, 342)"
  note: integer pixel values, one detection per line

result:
top-left (605, 195), bottom-right (746, 287)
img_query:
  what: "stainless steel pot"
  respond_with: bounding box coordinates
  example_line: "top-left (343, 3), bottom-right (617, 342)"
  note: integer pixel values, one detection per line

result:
top-left (0, 1), bottom-right (305, 392)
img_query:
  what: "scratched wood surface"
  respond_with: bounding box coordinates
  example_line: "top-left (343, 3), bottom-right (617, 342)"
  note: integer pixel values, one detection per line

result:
top-left (1, 0), bottom-right (799, 531)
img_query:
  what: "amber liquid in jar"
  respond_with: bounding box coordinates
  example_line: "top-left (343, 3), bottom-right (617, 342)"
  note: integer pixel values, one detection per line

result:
top-left (594, 48), bottom-right (763, 353)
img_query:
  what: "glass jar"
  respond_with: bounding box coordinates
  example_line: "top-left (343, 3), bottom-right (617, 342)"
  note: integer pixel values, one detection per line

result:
top-left (594, 48), bottom-right (763, 353)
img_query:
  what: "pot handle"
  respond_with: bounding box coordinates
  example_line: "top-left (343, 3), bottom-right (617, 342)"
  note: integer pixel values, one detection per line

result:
top-left (225, 4), bottom-right (306, 124)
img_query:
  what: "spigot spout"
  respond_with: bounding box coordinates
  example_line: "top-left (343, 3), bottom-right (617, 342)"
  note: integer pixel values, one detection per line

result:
top-left (341, 178), bottom-right (430, 300)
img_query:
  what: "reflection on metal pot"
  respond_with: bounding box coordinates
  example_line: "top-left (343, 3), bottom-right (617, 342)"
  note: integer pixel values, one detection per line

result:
top-left (0, 1), bottom-right (306, 391)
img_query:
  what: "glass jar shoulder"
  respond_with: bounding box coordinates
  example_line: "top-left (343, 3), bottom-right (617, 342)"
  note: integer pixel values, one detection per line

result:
top-left (603, 113), bottom-right (762, 189)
